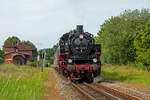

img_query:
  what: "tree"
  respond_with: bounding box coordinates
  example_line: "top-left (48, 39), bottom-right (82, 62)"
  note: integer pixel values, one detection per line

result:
top-left (22, 40), bottom-right (34, 46)
top-left (134, 18), bottom-right (150, 71)
top-left (0, 49), bottom-right (4, 59)
top-left (96, 9), bottom-right (150, 65)
top-left (22, 40), bottom-right (38, 58)
top-left (4, 36), bottom-right (20, 46)
top-left (39, 43), bottom-right (58, 65)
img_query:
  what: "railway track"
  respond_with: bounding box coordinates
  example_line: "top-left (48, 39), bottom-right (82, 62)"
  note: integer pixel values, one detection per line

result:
top-left (54, 69), bottom-right (142, 100)
top-left (71, 82), bottom-right (142, 100)
top-left (93, 82), bottom-right (142, 100)
top-left (71, 82), bottom-right (119, 100)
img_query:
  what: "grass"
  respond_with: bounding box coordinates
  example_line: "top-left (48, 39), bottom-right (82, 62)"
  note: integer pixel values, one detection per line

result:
top-left (0, 64), bottom-right (50, 100)
top-left (101, 65), bottom-right (150, 85)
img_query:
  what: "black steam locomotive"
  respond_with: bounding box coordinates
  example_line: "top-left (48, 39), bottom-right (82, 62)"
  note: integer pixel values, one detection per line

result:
top-left (54, 25), bottom-right (102, 82)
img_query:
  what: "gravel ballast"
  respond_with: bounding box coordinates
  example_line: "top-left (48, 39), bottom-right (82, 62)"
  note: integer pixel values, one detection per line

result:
top-left (53, 69), bottom-right (84, 100)
top-left (101, 82), bottom-right (150, 100)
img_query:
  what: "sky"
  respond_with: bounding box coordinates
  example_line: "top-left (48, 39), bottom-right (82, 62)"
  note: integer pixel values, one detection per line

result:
top-left (0, 0), bottom-right (150, 50)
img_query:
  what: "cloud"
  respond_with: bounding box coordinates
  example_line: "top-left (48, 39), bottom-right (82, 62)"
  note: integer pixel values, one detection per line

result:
top-left (0, 0), bottom-right (150, 49)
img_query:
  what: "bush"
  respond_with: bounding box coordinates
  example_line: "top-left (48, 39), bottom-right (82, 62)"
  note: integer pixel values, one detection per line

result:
top-left (102, 65), bottom-right (150, 85)
top-left (27, 60), bottom-right (50, 68)
top-left (0, 58), bottom-right (4, 64)
top-left (27, 61), bottom-right (38, 67)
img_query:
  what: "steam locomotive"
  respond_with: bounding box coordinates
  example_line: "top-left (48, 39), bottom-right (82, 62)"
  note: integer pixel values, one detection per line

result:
top-left (54, 25), bottom-right (101, 82)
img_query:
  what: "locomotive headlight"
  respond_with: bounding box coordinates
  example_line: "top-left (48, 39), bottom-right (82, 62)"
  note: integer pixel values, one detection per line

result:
top-left (93, 58), bottom-right (97, 63)
top-left (79, 34), bottom-right (84, 39)
top-left (68, 59), bottom-right (72, 63)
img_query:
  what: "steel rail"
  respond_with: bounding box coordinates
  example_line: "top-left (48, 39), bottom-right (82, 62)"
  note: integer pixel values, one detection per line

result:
top-left (71, 82), bottom-right (96, 100)
top-left (93, 82), bottom-right (141, 100)
top-left (83, 82), bottom-right (120, 100)
top-left (54, 68), bottom-right (142, 100)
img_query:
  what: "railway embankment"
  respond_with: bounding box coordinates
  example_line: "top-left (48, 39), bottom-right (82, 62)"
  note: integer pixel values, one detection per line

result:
top-left (101, 65), bottom-right (150, 94)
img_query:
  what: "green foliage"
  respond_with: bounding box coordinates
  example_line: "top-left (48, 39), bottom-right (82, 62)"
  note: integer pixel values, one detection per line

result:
top-left (27, 60), bottom-right (43, 67)
top-left (0, 64), bottom-right (49, 100)
top-left (27, 59), bottom-right (51, 67)
top-left (27, 61), bottom-right (37, 67)
top-left (22, 40), bottom-right (38, 58)
top-left (134, 18), bottom-right (150, 71)
top-left (0, 49), bottom-right (4, 64)
top-left (4, 36), bottom-right (20, 46)
top-left (0, 49), bottom-right (4, 59)
top-left (102, 65), bottom-right (150, 85)
top-left (22, 40), bottom-right (34, 46)
top-left (33, 48), bottom-right (38, 59)
top-left (96, 9), bottom-right (150, 67)
top-left (39, 43), bottom-right (58, 64)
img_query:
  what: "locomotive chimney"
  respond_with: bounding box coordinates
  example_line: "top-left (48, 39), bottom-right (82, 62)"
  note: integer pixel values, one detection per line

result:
top-left (76, 25), bottom-right (83, 34)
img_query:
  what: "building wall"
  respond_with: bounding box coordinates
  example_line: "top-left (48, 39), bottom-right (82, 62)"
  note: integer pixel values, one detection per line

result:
top-left (4, 48), bottom-right (15, 54)
top-left (4, 43), bottom-right (35, 64)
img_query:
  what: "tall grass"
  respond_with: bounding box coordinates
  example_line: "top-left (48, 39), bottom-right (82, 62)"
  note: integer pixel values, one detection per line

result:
top-left (101, 65), bottom-right (150, 85)
top-left (0, 64), bottom-right (49, 100)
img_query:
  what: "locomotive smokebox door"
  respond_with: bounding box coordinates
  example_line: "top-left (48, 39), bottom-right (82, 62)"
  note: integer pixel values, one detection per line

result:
top-left (76, 25), bottom-right (83, 34)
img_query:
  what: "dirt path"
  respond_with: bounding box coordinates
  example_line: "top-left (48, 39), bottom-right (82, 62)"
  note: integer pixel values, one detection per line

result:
top-left (43, 69), bottom-right (62, 100)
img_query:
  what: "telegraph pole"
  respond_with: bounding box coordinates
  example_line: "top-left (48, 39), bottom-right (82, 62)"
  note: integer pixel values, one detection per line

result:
top-left (41, 50), bottom-right (46, 72)
top-left (37, 55), bottom-right (40, 68)
top-left (41, 53), bottom-right (44, 72)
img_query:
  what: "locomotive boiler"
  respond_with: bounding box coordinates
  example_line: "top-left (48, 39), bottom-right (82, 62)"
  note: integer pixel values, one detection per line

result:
top-left (54, 25), bottom-right (102, 82)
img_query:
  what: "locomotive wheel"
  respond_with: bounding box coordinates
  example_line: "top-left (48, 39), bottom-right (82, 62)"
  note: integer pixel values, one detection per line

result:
top-left (13, 55), bottom-right (26, 65)
top-left (61, 68), bottom-right (65, 76)
top-left (60, 65), bottom-right (67, 77)
top-left (85, 77), bottom-right (94, 83)
top-left (63, 69), bottom-right (68, 77)
top-left (85, 73), bottom-right (94, 83)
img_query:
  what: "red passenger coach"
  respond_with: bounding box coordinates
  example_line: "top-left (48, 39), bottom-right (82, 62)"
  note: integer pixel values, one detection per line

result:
top-left (54, 25), bottom-right (102, 82)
